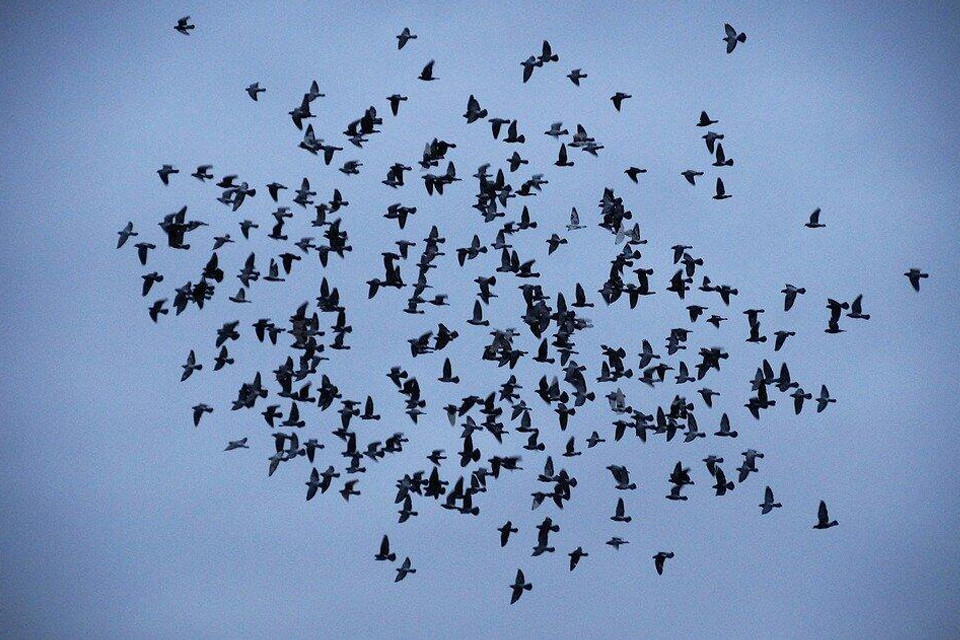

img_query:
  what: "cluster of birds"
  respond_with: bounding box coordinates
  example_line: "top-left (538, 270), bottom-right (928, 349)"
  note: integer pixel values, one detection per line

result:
top-left (116, 18), bottom-right (933, 603)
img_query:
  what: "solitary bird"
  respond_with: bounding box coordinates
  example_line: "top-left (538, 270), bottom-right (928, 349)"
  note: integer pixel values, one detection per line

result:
top-left (904, 268), bottom-right (929, 292)
top-left (723, 23), bottom-right (747, 53)
top-left (175, 16), bottom-right (195, 35)
top-left (805, 208), bottom-right (825, 229)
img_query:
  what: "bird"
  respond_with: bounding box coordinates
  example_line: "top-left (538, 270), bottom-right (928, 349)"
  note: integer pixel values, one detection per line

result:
top-left (396, 27), bottom-right (418, 50)
top-left (174, 16), bottom-right (195, 35)
top-left (375, 535), bottom-right (397, 562)
top-left (418, 60), bottom-right (437, 81)
top-left (653, 551), bottom-right (675, 575)
top-left (723, 23), bottom-right (747, 53)
top-left (181, 350), bottom-right (201, 381)
top-left (567, 68), bottom-right (587, 86)
top-left (387, 94), bottom-right (408, 116)
top-left (157, 164), bottom-right (178, 185)
top-left (805, 208), bottom-right (825, 228)
top-left (610, 92), bottom-right (632, 111)
top-left (816, 385), bottom-right (836, 412)
top-left (814, 501), bottom-right (838, 529)
top-left (245, 82), bottom-right (266, 101)
top-left (625, 167), bottom-right (647, 183)
top-left (569, 547), bottom-right (588, 570)
top-left (224, 438), bottom-right (249, 451)
top-left (713, 177), bottom-right (731, 200)
top-left (681, 169), bottom-right (704, 185)
top-left (499, 521), bottom-right (518, 547)
top-left (395, 557), bottom-right (416, 581)
top-left (759, 486), bottom-right (782, 514)
top-left (116, 222), bottom-right (137, 248)
top-left (905, 268), bottom-right (929, 292)
top-left (697, 110), bottom-right (718, 127)
top-left (509, 569), bottom-right (532, 603)
top-left (192, 403), bottom-right (213, 426)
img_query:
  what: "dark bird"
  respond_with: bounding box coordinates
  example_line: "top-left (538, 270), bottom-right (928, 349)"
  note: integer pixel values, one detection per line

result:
top-left (760, 486), bottom-right (782, 514)
top-left (116, 222), bottom-right (137, 248)
top-left (610, 92), bottom-right (632, 111)
top-left (905, 268), bottom-right (929, 292)
top-left (418, 60), bottom-right (437, 81)
top-left (814, 500), bottom-right (838, 529)
top-left (192, 403), bottom-right (213, 426)
top-left (499, 521), bottom-right (518, 547)
top-left (175, 16), bottom-right (195, 35)
top-left (625, 167), bottom-right (647, 183)
top-left (697, 110), bottom-right (718, 127)
top-left (509, 569), bottom-right (532, 603)
top-left (395, 557), bottom-right (416, 581)
top-left (713, 177), bottom-right (731, 200)
top-left (653, 551), bottom-right (675, 575)
top-left (397, 27), bottom-right (418, 50)
top-left (387, 94), bottom-right (408, 116)
top-left (156, 164), bottom-right (179, 185)
top-left (681, 169), bottom-right (704, 185)
top-left (181, 350), bottom-right (201, 381)
top-left (805, 208), bottom-right (825, 229)
top-left (375, 535), bottom-right (397, 562)
top-left (224, 438), bottom-right (249, 451)
top-left (245, 82), bottom-right (266, 101)
top-left (567, 68), bottom-right (587, 86)
top-left (723, 23), bottom-right (747, 53)
top-left (555, 143), bottom-right (574, 167)
top-left (569, 547), bottom-right (588, 571)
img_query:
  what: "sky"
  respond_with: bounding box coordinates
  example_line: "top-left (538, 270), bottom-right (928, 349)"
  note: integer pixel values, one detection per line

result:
top-left (1, 2), bottom-right (959, 639)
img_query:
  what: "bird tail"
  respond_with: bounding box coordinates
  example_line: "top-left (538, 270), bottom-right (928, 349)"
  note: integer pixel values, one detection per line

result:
top-left (738, 33), bottom-right (747, 42)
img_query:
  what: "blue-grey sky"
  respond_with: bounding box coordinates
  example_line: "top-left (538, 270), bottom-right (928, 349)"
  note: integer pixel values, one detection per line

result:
top-left (2, 2), bottom-right (959, 639)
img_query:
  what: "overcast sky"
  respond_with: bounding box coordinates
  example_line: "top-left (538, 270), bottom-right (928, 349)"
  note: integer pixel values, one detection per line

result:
top-left (1, 2), bottom-right (959, 639)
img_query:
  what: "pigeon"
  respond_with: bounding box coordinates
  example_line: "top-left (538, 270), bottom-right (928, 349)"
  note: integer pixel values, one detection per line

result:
top-left (397, 27), bottom-right (418, 50)
top-left (174, 16), bottom-right (195, 35)
top-left (116, 222), bottom-right (137, 248)
top-left (759, 486), bottom-right (782, 514)
top-left (813, 501), bottom-right (838, 529)
top-left (904, 268), bottom-right (929, 292)
top-left (653, 551), bottom-right (675, 575)
top-left (418, 60), bottom-right (437, 81)
top-left (245, 82), bottom-right (266, 101)
top-left (567, 68), bottom-right (587, 86)
top-left (610, 92), bottom-right (632, 111)
top-left (375, 535), bottom-right (397, 562)
top-left (395, 557), bottom-right (416, 581)
top-left (805, 208), bottom-right (825, 229)
top-left (723, 23), bottom-right (747, 53)
top-left (509, 569), bottom-right (532, 603)
top-left (697, 110), bottom-right (718, 127)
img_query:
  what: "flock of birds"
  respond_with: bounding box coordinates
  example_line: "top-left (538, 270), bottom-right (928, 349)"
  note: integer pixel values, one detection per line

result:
top-left (117, 17), bottom-right (931, 602)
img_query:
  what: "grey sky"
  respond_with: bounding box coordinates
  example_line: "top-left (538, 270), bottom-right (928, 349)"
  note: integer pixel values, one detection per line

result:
top-left (1, 2), bottom-right (959, 639)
